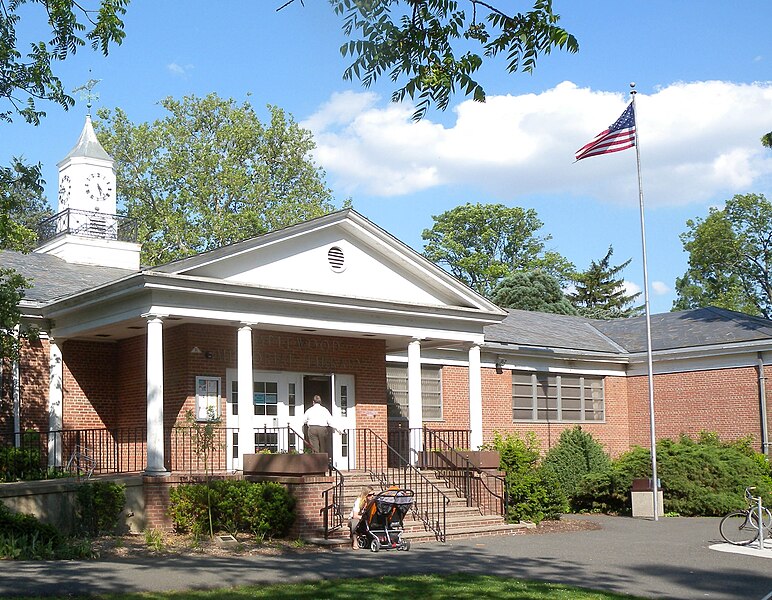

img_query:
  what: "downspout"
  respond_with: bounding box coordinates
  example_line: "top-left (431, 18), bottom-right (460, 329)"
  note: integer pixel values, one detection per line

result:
top-left (12, 324), bottom-right (20, 448)
top-left (759, 352), bottom-right (768, 455)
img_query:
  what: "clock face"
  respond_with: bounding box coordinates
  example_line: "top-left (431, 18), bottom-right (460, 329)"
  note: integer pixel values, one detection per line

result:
top-left (85, 172), bottom-right (112, 210)
top-left (58, 175), bottom-right (71, 210)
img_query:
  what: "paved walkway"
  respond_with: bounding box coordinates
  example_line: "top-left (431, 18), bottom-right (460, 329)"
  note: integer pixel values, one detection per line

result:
top-left (4, 515), bottom-right (772, 599)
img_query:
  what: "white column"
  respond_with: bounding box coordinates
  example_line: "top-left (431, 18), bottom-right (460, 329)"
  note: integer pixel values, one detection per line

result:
top-left (48, 339), bottom-right (63, 467)
top-left (237, 324), bottom-right (254, 465)
top-left (407, 338), bottom-right (423, 466)
top-left (468, 344), bottom-right (483, 450)
top-left (145, 315), bottom-right (167, 476)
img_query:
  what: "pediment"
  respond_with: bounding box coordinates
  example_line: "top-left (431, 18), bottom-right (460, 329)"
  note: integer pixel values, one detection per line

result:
top-left (155, 211), bottom-right (498, 311)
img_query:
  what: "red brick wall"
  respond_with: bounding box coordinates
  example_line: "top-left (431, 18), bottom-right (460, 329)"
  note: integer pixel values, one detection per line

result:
top-left (62, 340), bottom-right (118, 430)
top-left (17, 337), bottom-right (50, 432)
top-left (626, 365), bottom-right (769, 451)
top-left (432, 366), bottom-right (470, 430)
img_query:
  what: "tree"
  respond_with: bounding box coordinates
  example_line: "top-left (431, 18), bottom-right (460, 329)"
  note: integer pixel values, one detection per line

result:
top-left (1, 180), bottom-right (53, 253)
top-left (1, 0), bottom-right (127, 361)
top-left (568, 246), bottom-right (642, 319)
top-left (673, 193), bottom-right (772, 318)
top-left (490, 271), bottom-right (577, 315)
top-left (762, 132), bottom-right (772, 148)
top-left (421, 202), bottom-right (573, 298)
top-left (328, 0), bottom-right (578, 120)
top-left (95, 94), bottom-right (337, 265)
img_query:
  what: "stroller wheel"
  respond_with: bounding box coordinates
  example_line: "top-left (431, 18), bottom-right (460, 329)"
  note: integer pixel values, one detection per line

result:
top-left (356, 537), bottom-right (367, 550)
top-left (399, 539), bottom-right (411, 551)
top-left (369, 538), bottom-right (380, 553)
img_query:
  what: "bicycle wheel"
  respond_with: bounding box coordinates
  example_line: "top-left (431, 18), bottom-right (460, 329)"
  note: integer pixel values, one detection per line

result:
top-left (720, 510), bottom-right (759, 545)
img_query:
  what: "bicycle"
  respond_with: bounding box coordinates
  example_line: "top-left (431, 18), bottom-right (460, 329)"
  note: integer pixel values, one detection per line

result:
top-left (719, 486), bottom-right (772, 546)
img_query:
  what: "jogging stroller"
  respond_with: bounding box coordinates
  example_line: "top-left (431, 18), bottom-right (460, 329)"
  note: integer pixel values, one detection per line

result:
top-left (354, 487), bottom-right (414, 552)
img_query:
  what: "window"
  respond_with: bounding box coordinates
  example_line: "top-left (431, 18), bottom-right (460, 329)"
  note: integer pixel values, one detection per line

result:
top-left (253, 381), bottom-right (278, 416)
top-left (386, 365), bottom-right (442, 421)
top-left (195, 376), bottom-right (221, 421)
top-left (288, 382), bottom-right (297, 417)
top-left (512, 371), bottom-right (604, 422)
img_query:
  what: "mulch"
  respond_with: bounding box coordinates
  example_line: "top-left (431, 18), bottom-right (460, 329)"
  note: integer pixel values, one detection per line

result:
top-left (92, 518), bottom-right (601, 560)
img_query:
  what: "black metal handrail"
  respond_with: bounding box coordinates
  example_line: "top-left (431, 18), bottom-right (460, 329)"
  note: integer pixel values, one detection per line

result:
top-left (37, 209), bottom-right (138, 244)
top-left (322, 460), bottom-right (345, 539)
top-left (350, 428), bottom-right (449, 542)
top-left (422, 428), bottom-right (507, 516)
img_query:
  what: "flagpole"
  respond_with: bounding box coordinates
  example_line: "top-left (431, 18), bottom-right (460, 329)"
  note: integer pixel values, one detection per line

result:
top-left (630, 82), bottom-right (659, 521)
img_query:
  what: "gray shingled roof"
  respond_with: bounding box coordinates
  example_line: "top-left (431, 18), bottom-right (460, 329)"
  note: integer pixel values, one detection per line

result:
top-left (0, 250), bottom-right (136, 304)
top-left (484, 309), bottom-right (625, 354)
top-left (593, 307), bottom-right (772, 353)
top-left (484, 307), bottom-right (772, 354)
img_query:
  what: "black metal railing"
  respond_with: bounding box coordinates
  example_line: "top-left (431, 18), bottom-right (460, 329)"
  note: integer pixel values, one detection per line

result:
top-left (422, 428), bottom-right (507, 517)
top-left (0, 427), bottom-right (148, 481)
top-left (37, 209), bottom-right (138, 244)
top-left (349, 428), bottom-right (449, 542)
top-left (322, 461), bottom-right (345, 539)
top-left (250, 425), bottom-right (309, 454)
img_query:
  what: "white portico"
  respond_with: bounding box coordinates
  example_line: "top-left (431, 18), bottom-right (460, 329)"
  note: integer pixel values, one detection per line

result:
top-left (43, 208), bottom-right (505, 474)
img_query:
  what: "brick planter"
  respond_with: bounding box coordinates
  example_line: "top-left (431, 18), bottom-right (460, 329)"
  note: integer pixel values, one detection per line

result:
top-left (243, 453), bottom-right (329, 477)
top-left (420, 450), bottom-right (500, 470)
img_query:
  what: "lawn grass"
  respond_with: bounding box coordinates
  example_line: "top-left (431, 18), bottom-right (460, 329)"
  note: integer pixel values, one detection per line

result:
top-left (18, 574), bottom-right (647, 600)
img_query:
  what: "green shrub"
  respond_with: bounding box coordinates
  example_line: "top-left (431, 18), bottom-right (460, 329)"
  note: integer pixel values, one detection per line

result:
top-left (0, 446), bottom-right (45, 482)
top-left (542, 426), bottom-right (611, 502)
top-left (76, 481), bottom-right (127, 536)
top-left (169, 484), bottom-right (211, 537)
top-left (169, 480), bottom-right (295, 538)
top-left (484, 431), bottom-right (568, 524)
top-left (573, 433), bottom-right (772, 516)
top-left (0, 501), bottom-right (94, 560)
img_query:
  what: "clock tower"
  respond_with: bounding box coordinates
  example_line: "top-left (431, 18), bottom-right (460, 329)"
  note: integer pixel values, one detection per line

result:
top-left (34, 114), bottom-right (140, 269)
top-left (56, 114), bottom-right (116, 216)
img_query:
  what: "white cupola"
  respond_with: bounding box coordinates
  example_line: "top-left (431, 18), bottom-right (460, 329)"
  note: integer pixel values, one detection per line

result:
top-left (34, 115), bottom-right (141, 270)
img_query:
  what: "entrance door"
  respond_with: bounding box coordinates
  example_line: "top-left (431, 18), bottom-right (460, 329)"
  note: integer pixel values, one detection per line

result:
top-left (303, 375), bottom-right (333, 456)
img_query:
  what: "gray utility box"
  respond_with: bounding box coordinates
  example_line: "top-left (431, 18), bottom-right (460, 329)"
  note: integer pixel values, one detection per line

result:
top-left (631, 478), bottom-right (664, 518)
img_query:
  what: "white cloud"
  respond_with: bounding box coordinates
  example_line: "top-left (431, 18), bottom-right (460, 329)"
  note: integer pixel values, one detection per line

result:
top-left (651, 281), bottom-right (671, 295)
top-left (623, 280), bottom-right (642, 297)
top-left (305, 80), bottom-right (772, 206)
top-left (167, 62), bottom-right (193, 77)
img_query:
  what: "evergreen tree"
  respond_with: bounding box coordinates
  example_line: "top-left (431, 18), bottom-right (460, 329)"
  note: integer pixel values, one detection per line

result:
top-left (568, 246), bottom-right (642, 319)
top-left (491, 271), bottom-right (577, 315)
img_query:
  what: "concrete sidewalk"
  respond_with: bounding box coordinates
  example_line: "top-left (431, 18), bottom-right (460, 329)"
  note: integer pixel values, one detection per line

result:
top-left (4, 515), bottom-right (772, 599)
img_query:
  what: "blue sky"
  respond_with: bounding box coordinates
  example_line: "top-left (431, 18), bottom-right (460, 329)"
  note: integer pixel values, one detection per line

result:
top-left (5, 1), bottom-right (772, 314)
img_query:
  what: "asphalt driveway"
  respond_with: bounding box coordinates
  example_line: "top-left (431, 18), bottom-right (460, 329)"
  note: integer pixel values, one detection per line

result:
top-left (4, 515), bottom-right (772, 599)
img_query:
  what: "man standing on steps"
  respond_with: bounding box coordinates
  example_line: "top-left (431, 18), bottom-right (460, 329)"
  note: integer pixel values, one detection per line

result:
top-left (303, 394), bottom-right (339, 455)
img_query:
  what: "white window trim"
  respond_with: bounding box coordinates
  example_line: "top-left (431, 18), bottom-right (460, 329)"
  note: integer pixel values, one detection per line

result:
top-left (195, 376), bottom-right (221, 421)
top-left (512, 371), bottom-right (605, 423)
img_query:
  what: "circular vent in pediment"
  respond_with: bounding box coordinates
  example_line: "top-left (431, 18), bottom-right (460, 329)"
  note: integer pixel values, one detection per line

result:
top-left (328, 246), bottom-right (345, 272)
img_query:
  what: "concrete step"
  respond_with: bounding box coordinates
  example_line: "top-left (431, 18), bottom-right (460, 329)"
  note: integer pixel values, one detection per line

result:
top-left (321, 467), bottom-right (514, 546)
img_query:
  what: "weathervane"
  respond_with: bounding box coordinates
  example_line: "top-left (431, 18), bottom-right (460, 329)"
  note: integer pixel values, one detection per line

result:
top-left (72, 75), bottom-right (101, 115)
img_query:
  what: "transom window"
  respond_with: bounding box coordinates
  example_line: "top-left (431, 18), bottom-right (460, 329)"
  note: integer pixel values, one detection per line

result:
top-left (512, 372), bottom-right (604, 422)
top-left (386, 365), bottom-right (442, 421)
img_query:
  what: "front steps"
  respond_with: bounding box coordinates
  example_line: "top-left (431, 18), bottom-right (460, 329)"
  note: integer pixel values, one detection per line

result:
top-left (320, 469), bottom-right (529, 545)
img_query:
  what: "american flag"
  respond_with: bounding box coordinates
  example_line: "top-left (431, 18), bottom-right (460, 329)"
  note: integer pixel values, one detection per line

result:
top-left (575, 103), bottom-right (636, 161)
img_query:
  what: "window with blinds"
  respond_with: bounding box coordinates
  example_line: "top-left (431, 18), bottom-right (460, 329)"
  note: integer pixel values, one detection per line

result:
top-left (512, 371), bottom-right (604, 422)
top-left (386, 365), bottom-right (443, 421)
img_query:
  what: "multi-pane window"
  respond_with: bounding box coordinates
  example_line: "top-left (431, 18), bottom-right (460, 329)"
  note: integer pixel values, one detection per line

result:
top-left (386, 365), bottom-right (442, 421)
top-left (512, 372), bottom-right (604, 422)
top-left (253, 381), bottom-right (278, 416)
